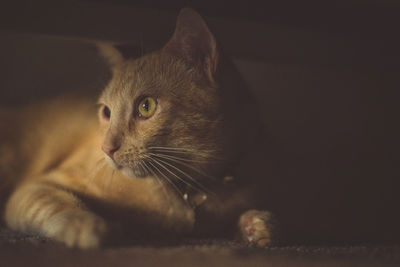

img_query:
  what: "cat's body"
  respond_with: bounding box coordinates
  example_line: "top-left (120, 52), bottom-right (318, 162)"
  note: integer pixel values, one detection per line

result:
top-left (0, 9), bottom-right (274, 248)
top-left (1, 98), bottom-right (269, 247)
top-left (2, 98), bottom-right (195, 241)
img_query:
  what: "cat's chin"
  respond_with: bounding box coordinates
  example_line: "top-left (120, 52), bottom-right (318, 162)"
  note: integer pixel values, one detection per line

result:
top-left (121, 167), bottom-right (149, 179)
top-left (104, 156), bottom-right (149, 179)
top-left (112, 165), bottom-right (149, 179)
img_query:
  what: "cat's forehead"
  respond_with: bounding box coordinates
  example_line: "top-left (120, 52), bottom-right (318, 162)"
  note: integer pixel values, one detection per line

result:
top-left (101, 52), bottom-right (201, 103)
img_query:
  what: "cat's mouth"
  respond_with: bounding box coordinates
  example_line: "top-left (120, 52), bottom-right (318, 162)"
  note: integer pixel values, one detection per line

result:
top-left (104, 156), bottom-right (150, 178)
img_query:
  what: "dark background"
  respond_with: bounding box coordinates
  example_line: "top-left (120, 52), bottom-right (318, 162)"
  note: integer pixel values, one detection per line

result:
top-left (0, 0), bottom-right (400, 245)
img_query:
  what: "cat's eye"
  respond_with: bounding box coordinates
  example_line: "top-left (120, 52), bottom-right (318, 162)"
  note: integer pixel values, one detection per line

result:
top-left (102, 105), bottom-right (111, 120)
top-left (138, 97), bottom-right (157, 118)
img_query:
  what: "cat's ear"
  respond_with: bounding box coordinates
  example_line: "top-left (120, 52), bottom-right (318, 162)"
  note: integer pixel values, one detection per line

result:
top-left (164, 8), bottom-right (219, 83)
top-left (96, 42), bottom-right (142, 67)
top-left (96, 42), bottom-right (124, 67)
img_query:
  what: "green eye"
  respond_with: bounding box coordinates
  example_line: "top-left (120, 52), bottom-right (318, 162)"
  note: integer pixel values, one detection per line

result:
top-left (138, 97), bottom-right (157, 118)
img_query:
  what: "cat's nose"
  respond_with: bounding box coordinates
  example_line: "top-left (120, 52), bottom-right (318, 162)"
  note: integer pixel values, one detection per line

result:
top-left (102, 143), bottom-right (120, 160)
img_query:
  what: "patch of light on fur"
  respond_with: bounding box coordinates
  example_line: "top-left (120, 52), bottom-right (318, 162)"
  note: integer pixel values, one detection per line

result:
top-left (104, 155), bottom-right (118, 169)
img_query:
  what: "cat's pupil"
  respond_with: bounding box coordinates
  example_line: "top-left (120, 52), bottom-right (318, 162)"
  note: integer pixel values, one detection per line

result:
top-left (103, 106), bottom-right (111, 119)
top-left (143, 100), bottom-right (149, 111)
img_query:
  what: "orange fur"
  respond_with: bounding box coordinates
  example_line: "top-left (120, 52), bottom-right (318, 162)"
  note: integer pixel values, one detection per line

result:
top-left (2, 98), bottom-right (196, 247)
top-left (0, 8), bottom-right (273, 248)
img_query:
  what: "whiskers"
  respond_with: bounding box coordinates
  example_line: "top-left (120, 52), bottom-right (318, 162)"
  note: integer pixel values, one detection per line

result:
top-left (147, 152), bottom-right (213, 179)
top-left (142, 155), bottom-right (186, 197)
top-left (148, 146), bottom-right (226, 161)
top-left (141, 146), bottom-right (225, 197)
top-left (84, 146), bottom-right (223, 201)
top-left (139, 160), bottom-right (173, 207)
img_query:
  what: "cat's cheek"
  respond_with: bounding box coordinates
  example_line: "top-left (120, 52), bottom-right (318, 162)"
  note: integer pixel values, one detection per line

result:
top-left (98, 121), bottom-right (110, 135)
top-left (121, 167), bottom-right (136, 179)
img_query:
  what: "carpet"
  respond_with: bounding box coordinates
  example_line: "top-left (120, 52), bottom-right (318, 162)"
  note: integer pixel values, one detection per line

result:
top-left (1, 228), bottom-right (399, 267)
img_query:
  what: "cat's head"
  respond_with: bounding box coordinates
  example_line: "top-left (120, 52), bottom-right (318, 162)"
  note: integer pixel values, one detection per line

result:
top-left (97, 8), bottom-right (257, 187)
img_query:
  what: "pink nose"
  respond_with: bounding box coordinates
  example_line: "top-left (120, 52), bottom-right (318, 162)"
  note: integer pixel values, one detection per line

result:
top-left (102, 144), bottom-right (120, 160)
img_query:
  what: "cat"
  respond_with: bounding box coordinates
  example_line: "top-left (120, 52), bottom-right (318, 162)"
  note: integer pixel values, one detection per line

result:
top-left (0, 8), bottom-right (276, 248)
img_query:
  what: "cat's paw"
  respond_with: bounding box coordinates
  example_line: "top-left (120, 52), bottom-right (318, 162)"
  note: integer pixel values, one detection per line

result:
top-left (49, 211), bottom-right (108, 249)
top-left (238, 209), bottom-right (275, 247)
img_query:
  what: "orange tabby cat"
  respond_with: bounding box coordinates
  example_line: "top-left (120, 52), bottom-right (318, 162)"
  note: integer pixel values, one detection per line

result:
top-left (0, 8), bottom-right (274, 248)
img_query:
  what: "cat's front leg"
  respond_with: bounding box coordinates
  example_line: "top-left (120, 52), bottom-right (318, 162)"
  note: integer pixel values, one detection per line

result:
top-left (5, 181), bottom-right (108, 249)
top-left (238, 209), bottom-right (276, 247)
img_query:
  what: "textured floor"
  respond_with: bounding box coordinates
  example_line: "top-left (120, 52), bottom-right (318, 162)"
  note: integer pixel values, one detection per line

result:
top-left (1, 228), bottom-right (400, 267)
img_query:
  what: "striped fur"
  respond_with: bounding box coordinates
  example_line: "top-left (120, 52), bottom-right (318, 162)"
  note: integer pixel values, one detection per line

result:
top-left (0, 8), bottom-right (273, 248)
